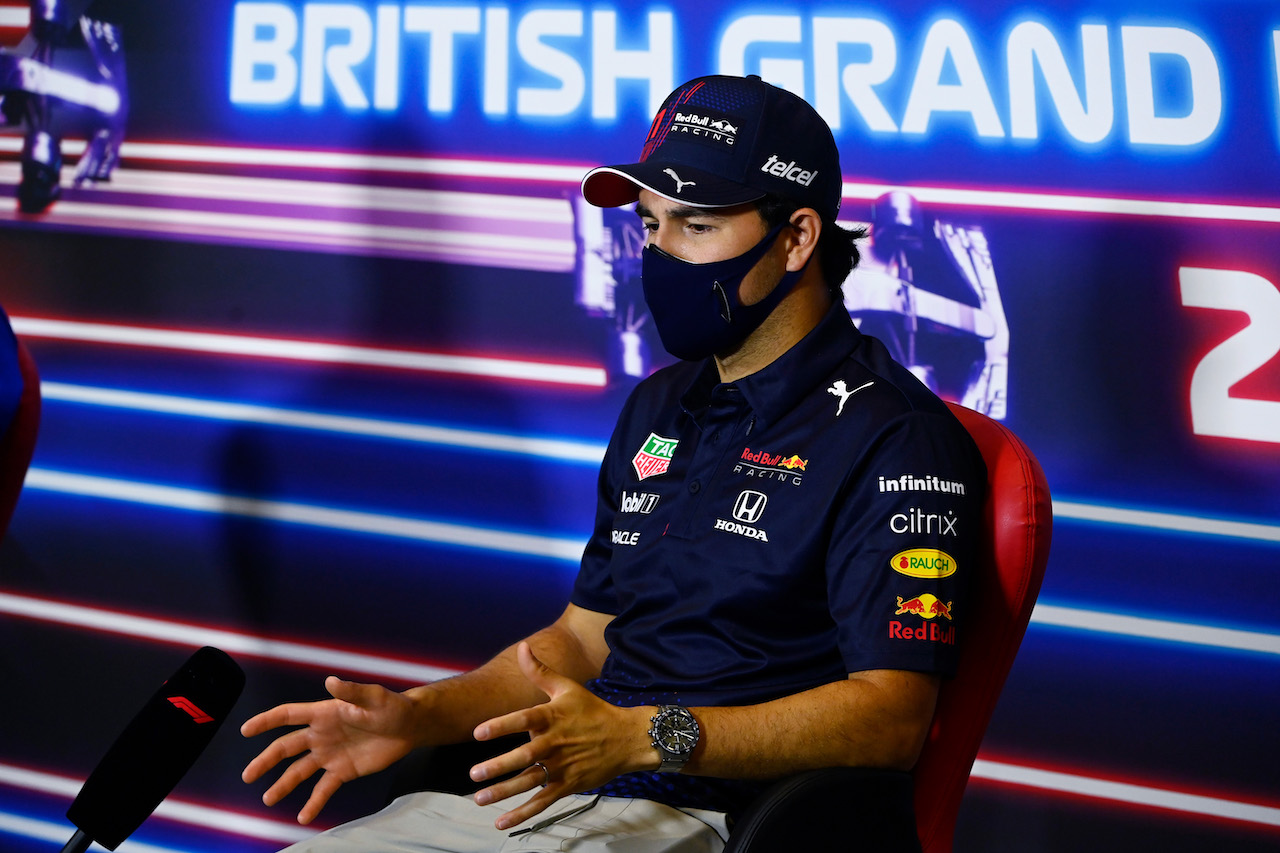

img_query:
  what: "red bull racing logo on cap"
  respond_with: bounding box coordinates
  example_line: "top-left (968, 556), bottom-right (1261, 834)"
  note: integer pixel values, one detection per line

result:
top-left (894, 593), bottom-right (953, 621)
top-left (890, 548), bottom-right (957, 578)
top-left (670, 109), bottom-right (739, 148)
top-left (632, 433), bottom-right (679, 481)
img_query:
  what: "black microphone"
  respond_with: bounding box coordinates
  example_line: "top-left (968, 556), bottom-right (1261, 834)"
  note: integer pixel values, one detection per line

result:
top-left (62, 646), bottom-right (245, 852)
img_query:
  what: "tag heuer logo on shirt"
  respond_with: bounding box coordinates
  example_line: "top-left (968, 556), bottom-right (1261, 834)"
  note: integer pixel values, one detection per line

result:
top-left (632, 433), bottom-right (679, 480)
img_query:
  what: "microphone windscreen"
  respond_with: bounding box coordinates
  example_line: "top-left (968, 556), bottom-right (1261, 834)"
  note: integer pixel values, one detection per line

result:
top-left (66, 646), bottom-right (245, 850)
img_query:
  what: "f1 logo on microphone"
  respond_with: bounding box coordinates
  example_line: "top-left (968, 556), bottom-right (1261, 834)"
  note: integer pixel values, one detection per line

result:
top-left (168, 696), bottom-right (215, 724)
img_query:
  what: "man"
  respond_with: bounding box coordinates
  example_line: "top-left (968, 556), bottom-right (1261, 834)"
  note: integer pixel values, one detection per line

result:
top-left (241, 74), bottom-right (985, 852)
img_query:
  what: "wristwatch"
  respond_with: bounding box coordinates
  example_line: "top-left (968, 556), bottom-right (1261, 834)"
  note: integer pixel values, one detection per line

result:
top-left (648, 705), bottom-right (700, 773)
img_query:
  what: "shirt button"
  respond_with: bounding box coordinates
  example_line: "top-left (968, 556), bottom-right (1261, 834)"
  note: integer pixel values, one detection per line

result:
top-left (689, 480), bottom-right (701, 494)
top-left (708, 431), bottom-right (720, 444)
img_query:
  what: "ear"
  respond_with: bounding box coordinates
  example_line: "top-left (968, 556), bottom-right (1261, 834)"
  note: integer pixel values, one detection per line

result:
top-left (784, 208), bottom-right (822, 273)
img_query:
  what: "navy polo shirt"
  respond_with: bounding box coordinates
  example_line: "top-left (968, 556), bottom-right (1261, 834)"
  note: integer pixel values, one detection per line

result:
top-left (571, 303), bottom-right (986, 813)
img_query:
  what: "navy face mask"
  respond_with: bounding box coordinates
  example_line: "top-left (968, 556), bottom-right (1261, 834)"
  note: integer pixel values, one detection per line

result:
top-left (641, 222), bottom-right (805, 361)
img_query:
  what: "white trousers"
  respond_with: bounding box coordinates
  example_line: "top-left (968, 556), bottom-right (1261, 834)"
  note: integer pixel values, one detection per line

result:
top-left (280, 792), bottom-right (729, 852)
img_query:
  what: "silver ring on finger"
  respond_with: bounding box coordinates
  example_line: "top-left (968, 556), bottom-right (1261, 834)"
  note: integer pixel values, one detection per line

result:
top-left (533, 762), bottom-right (550, 788)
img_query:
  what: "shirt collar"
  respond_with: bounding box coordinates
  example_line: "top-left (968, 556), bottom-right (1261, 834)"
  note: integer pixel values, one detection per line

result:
top-left (680, 302), bottom-right (861, 429)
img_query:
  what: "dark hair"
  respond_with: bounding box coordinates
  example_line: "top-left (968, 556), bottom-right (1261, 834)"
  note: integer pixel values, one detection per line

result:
top-left (756, 195), bottom-right (867, 295)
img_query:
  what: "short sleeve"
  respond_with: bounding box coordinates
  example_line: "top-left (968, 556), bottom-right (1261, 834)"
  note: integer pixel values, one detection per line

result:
top-left (824, 410), bottom-right (986, 677)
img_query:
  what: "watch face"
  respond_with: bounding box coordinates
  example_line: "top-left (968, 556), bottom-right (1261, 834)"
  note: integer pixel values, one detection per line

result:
top-left (652, 707), bottom-right (699, 756)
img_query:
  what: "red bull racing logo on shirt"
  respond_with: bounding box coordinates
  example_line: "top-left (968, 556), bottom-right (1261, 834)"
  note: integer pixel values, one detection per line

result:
top-left (733, 447), bottom-right (808, 485)
top-left (740, 448), bottom-right (807, 470)
top-left (632, 433), bottom-right (679, 481)
top-left (890, 548), bottom-right (957, 578)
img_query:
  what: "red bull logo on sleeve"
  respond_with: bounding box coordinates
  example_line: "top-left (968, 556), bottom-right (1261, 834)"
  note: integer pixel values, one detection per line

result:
top-left (632, 433), bottom-right (679, 481)
top-left (890, 548), bottom-right (957, 578)
top-left (894, 593), bottom-right (953, 620)
top-left (889, 593), bottom-right (957, 644)
top-left (888, 620), bottom-right (956, 645)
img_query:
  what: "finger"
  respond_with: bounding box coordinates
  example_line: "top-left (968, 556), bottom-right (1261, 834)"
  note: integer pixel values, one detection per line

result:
top-left (240, 710), bottom-right (275, 739)
top-left (240, 705), bottom-right (296, 738)
top-left (473, 765), bottom-right (544, 807)
top-left (324, 675), bottom-right (379, 706)
top-left (469, 737), bottom-right (540, 784)
top-left (241, 729), bottom-right (313, 783)
top-left (495, 788), bottom-right (560, 832)
top-left (473, 705), bottom-right (541, 743)
top-left (515, 642), bottom-right (575, 700)
top-left (241, 750), bottom-right (273, 785)
top-left (261, 753), bottom-right (321, 806)
top-left (298, 769), bottom-right (345, 825)
top-left (240, 698), bottom-right (322, 737)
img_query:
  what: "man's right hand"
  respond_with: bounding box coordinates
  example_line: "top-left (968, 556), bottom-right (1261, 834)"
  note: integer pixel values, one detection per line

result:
top-left (241, 676), bottom-right (421, 825)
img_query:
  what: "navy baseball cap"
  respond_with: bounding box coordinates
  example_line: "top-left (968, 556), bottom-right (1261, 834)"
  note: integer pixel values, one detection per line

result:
top-left (582, 75), bottom-right (842, 221)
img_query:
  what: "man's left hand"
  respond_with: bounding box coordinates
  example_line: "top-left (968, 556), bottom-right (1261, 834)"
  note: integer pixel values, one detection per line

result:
top-left (469, 641), bottom-right (655, 831)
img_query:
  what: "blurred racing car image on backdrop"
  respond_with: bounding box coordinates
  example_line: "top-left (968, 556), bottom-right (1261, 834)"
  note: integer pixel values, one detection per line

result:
top-left (0, 0), bottom-right (126, 212)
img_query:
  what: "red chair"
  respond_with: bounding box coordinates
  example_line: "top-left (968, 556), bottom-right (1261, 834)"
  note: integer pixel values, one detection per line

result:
top-left (913, 402), bottom-right (1053, 851)
top-left (726, 403), bottom-right (1052, 851)
top-left (0, 324), bottom-right (40, 538)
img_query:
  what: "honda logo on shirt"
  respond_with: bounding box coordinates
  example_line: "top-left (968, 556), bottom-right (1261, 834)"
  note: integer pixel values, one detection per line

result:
top-left (732, 490), bottom-right (768, 524)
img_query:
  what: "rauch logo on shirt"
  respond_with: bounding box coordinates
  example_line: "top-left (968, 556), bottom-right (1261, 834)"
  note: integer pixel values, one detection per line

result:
top-left (889, 548), bottom-right (957, 578)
